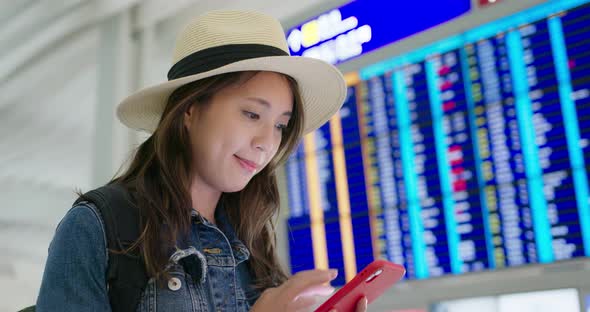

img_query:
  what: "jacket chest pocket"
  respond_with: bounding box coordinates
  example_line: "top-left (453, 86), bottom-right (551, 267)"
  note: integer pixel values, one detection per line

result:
top-left (205, 254), bottom-right (255, 312)
top-left (235, 281), bottom-right (253, 312)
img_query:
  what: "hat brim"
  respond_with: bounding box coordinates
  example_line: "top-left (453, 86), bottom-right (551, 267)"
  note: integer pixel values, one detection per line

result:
top-left (117, 56), bottom-right (347, 134)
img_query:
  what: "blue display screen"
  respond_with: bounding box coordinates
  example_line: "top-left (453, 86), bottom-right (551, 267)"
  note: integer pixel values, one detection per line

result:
top-left (286, 0), bottom-right (471, 64)
top-left (286, 0), bottom-right (590, 284)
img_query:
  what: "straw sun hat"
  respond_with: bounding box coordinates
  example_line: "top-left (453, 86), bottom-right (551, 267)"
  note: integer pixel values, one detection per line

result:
top-left (117, 10), bottom-right (347, 134)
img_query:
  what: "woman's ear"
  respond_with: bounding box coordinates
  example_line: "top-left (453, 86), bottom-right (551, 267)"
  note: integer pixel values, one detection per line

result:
top-left (184, 104), bottom-right (197, 130)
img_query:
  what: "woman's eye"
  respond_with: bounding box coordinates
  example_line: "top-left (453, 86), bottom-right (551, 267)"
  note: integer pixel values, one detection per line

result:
top-left (243, 111), bottom-right (259, 120)
top-left (276, 123), bottom-right (288, 131)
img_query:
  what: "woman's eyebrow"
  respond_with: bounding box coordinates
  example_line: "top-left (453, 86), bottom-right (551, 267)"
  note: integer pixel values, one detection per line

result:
top-left (246, 97), bottom-right (292, 116)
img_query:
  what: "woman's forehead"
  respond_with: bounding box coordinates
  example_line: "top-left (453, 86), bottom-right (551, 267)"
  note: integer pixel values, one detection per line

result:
top-left (220, 72), bottom-right (294, 110)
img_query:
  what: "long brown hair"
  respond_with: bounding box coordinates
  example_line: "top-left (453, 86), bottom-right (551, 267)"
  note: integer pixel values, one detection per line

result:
top-left (111, 71), bottom-right (304, 289)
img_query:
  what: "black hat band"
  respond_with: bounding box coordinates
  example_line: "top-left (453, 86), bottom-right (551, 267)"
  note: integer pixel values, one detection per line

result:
top-left (167, 44), bottom-right (289, 81)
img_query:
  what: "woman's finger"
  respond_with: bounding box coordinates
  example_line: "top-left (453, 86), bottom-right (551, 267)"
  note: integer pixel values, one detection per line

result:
top-left (356, 296), bottom-right (368, 312)
top-left (289, 295), bottom-right (318, 311)
top-left (296, 284), bottom-right (335, 299)
top-left (283, 269), bottom-right (338, 299)
top-left (326, 296), bottom-right (368, 312)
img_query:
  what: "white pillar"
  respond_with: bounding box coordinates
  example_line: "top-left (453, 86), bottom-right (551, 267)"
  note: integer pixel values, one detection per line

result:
top-left (133, 21), bottom-right (158, 144)
top-left (93, 11), bottom-right (137, 187)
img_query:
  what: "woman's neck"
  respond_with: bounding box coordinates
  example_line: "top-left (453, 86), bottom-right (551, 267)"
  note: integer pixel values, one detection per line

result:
top-left (189, 181), bottom-right (221, 225)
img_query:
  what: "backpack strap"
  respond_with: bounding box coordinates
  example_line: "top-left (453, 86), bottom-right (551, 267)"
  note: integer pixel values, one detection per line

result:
top-left (74, 183), bottom-right (148, 312)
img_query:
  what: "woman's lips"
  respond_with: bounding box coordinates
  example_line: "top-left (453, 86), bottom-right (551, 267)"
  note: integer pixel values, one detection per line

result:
top-left (234, 155), bottom-right (259, 173)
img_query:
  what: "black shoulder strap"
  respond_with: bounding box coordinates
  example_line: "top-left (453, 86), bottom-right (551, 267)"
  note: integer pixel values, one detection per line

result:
top-left (74, 183), bottom-right (148, 312)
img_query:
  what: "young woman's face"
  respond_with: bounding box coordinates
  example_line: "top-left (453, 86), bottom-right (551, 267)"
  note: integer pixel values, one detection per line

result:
top-left (184, 71), bottom-right (293, 193)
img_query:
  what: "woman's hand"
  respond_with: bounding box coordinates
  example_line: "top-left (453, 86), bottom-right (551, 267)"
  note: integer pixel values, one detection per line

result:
top-left (329, 296), bottom-right (368, 312)
top-left (250, 269), bottom-right (338, 312)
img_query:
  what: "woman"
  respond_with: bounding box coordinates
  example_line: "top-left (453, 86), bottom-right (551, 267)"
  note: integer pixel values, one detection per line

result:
top-left (36, 9), bottom-right (367, 312)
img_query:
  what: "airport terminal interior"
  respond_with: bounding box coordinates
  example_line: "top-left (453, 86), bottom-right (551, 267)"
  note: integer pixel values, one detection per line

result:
top-left (2, 0), bottom-right (590, 311)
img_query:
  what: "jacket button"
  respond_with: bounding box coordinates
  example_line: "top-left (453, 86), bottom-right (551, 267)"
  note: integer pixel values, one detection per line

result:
top-left (168, 277), bottom-right (182, 291)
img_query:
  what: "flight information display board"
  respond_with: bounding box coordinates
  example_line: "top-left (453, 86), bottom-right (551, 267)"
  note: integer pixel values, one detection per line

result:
top-left (285, 0), bottom-right (590, 284)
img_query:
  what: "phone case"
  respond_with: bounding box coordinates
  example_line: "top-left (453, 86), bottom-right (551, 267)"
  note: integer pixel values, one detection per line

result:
top-left (314, 260), bottom-right (406, 312)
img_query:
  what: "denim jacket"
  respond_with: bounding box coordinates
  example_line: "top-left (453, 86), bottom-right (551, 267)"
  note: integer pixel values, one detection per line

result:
top-left (36, 202), bottom-right (260, 311)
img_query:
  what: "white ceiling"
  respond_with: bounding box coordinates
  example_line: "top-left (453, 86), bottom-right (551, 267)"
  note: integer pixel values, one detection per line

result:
top-left (0, 0), bottom-right (344, 190)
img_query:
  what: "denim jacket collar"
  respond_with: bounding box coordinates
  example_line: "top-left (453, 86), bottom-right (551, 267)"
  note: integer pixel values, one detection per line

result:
top-left (190, 203), bottom-right (251, 264)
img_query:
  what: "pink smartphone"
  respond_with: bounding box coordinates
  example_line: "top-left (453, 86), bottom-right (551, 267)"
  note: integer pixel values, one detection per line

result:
top-left (314, 260), bottom-right (406, 312)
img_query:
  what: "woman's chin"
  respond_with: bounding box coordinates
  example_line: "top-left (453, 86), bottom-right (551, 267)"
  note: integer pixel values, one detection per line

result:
top-left (222, 180), bottom-right (250, 193)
